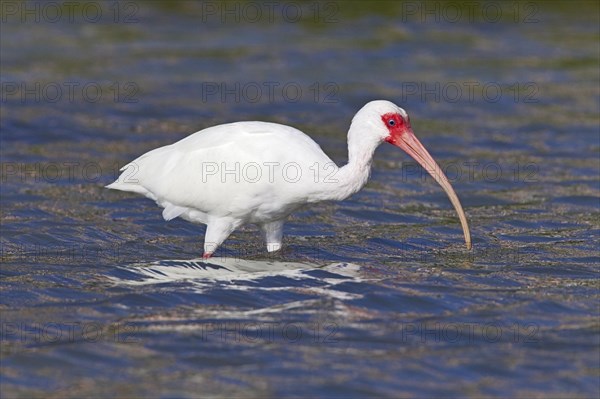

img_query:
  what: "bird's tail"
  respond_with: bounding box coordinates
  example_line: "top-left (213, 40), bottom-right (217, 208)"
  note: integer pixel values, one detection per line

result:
top-left (105, 180), bottom-right (149, 195)
top-left (105, 162), bottom-right (151, 196)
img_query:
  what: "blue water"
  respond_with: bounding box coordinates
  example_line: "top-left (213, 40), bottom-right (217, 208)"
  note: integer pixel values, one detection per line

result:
top-left (1, 2), bottom-right (599, 398)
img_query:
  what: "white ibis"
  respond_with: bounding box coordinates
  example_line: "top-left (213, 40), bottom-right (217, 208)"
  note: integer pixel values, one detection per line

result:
top-left (107, 100), bottom-right (471, 258)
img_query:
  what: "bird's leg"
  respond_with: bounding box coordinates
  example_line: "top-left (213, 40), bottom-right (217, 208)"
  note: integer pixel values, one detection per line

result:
top-left (261, 220), bottom-right (284, 252)
top-left (203, 218), bottom-right (240, 258)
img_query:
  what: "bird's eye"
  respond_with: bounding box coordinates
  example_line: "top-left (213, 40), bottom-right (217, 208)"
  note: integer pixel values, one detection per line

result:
top-left (388, 119), bottom-right (395, 126)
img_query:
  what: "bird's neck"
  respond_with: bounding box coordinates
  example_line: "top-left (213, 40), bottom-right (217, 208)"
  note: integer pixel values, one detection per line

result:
top-left (316, 132), bottom-right (378, 202)
top-left (335, 145), bottom-right (375, 199)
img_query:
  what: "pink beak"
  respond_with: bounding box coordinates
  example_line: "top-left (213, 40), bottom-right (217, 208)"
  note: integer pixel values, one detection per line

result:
top-left (389, 128), bottom-right (472, 250)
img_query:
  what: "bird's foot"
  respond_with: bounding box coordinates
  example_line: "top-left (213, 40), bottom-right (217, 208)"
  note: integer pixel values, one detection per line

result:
top-left (202, 252), bottom-right (213, 259)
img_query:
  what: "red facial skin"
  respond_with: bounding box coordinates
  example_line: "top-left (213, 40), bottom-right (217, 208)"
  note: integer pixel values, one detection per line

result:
top-left (381, 112), bottom-right (411, 144)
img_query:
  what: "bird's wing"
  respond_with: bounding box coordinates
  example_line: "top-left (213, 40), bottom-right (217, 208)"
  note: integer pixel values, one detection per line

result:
top-left (109, 121), bottom-right (335, 219)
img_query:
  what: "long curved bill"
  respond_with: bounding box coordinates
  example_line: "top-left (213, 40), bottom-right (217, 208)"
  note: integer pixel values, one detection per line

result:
top-left (391, 129), bottom-right (472, 250)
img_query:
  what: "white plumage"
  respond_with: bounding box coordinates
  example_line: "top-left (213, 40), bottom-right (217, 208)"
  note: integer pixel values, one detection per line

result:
top-left (107, 100), bottom-right (471, 257)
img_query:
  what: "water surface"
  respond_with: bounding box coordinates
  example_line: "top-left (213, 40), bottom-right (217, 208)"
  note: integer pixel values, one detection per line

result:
top-left (1, 1), bottom-right (599, 398)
